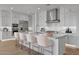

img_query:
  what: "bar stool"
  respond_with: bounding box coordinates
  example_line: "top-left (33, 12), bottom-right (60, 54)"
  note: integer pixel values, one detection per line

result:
top-left (36, 34), bottom-right (54, 55)
top-left (19, 32), bottom-right (26, 49)
top-left (14, 32), bottom-right (20, 47)
top-left (25, 32), bottom-right (39, 54)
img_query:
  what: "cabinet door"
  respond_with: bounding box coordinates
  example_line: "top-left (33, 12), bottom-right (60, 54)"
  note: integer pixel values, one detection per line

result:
top-left (19, 21), bottom-right (28, 32)
top-left (60, 7), bottom-right (65, 26)
top-left (64, 8), bottom-right (76, 26)
top-left (12, 12), bottom-right (29, 24)
top-left (64, 8), bottom-right (70, 26)
top-left (1, 10), bottom-right (11, 26)
top-left (39, 11), bottom-right (46, 28)
top-left (58, 37), bottom-right (65, 55)
top-left (68, 35), bottom-right (79, 47)
top-left (12, 12), bottom-right (19, 24)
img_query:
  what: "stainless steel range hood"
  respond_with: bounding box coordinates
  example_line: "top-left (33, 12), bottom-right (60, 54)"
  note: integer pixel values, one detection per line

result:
top-left (46, 19), bottom-right (60, 23)
top-left (46, 8), bottom-right (60, 23)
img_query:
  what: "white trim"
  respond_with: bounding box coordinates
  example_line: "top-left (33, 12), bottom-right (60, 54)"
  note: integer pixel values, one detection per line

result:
top-left (1, 38), bottom-right (16, 41)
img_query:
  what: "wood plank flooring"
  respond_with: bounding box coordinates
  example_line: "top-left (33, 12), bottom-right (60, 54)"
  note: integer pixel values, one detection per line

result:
top-left (0, 40), bottom-right (79, 55)
top-left (64, 44), bottom-right (79, 55)
top-left (0, 40), bottom-right (30, 55)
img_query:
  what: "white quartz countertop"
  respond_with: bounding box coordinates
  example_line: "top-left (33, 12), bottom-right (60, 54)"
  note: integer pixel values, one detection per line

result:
top-left (53, 33), bottom-right (66, 37)
top-left (53, 33), bottom-right (75, 38)
top-left (35, 33), bottom-right (69, 39)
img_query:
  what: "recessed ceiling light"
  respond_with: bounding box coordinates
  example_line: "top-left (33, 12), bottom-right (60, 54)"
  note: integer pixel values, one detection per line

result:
top-left (10, 7), bottom-right (14, 10)
top-left (37, 8), bottom-right (40, 10)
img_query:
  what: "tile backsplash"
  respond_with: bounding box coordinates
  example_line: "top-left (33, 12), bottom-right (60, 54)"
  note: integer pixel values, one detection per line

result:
top-left (45, 26), bottom-right (76, 33)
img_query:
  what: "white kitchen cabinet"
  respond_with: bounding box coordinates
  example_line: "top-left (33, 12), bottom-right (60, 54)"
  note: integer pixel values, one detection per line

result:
top-left (63, 33), bottom-right (79, 48)
top-left (64, 8), bottom-right (76, 27)
top-left (0, 10), bottom-right (30, 40)
top-left (57, 36), bottom-right (65, 55)
top-left (38, 11), bottom-right (46, 31)
top-left (12, 11), bottom-right (29, 24)
top-left (65, 35), bottom-right (69, 43)
top-left (67, 35), bottom-right (79, 47)
top-left (2, 32), bottom-right (13, 40)
top-left (34, 10), bottom-right (47, 32)
top-left (60, 7), bottom-right (65, 26)
top-left (31, 13), bottom-right (36, 32)
top-left (1, 10), bottom-right (29, 26)
top-left (1, 10), bottom-right (12, 26)
top-left (0, 32), bottom-right (2, 40)
top-left (44, 36), bottom-right (65, 55)
top-left (12, 12), bottom-right (21, 24)
top-left (68, 35), bottom-right (76, 44)
top-left (28, 15), bottom-right (32, 27)
top-left (12, 17), bottom-right (19, 24)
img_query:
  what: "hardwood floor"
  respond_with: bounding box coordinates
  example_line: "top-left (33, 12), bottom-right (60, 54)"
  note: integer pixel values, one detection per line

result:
top-left (0, 40), bottom-right (30, 55)
top-left (64, 44), bottom-right (79, 55)
top-left (0, 40), bottom-right (79, 55)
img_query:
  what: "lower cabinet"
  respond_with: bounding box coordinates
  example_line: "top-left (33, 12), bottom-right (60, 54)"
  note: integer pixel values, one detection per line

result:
top-left (66, 35), bottom-right (79, 48)
top-left (43, 49), bottom-right (53, 55)
top-left (58, 36), bottom-right (65, 55)
top-left (2, 32), bottom-right (14, 40)
top-left (20, 37), bottom-right (65, 55)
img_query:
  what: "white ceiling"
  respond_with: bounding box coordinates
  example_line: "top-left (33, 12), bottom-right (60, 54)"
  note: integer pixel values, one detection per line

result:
top-left (0, 4), bottom-right (79, 14)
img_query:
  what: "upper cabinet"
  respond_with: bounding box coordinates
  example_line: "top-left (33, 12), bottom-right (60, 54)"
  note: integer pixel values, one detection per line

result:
top-left (39, 11), bottom-right (47, 28)
top-left (12, 11), bottom-right (29, 24)
top-left (64, 8), bottom-right (76, 27)
top-left (0, 10), bottom-right (29, 27)
top-left (1, 10), bottom-right (11, 26)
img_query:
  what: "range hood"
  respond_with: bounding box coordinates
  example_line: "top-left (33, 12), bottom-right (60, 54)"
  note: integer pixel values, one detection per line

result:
top-left (46, 8), bottom-right (60, 23)
top-left (46, 19), bottom-right (60, 23)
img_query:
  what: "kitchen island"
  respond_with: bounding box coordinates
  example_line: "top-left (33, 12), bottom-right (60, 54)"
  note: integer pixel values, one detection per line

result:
top-left (0, 31), bottom-right (72, 55)
top-left (20, 32), bottom-right (68, 55)
top-left (50, 33), bottom-right (67, 55)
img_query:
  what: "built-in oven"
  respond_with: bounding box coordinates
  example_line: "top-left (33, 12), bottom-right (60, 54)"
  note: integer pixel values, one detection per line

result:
top-left (12, 24), bottom-right (18, 35)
